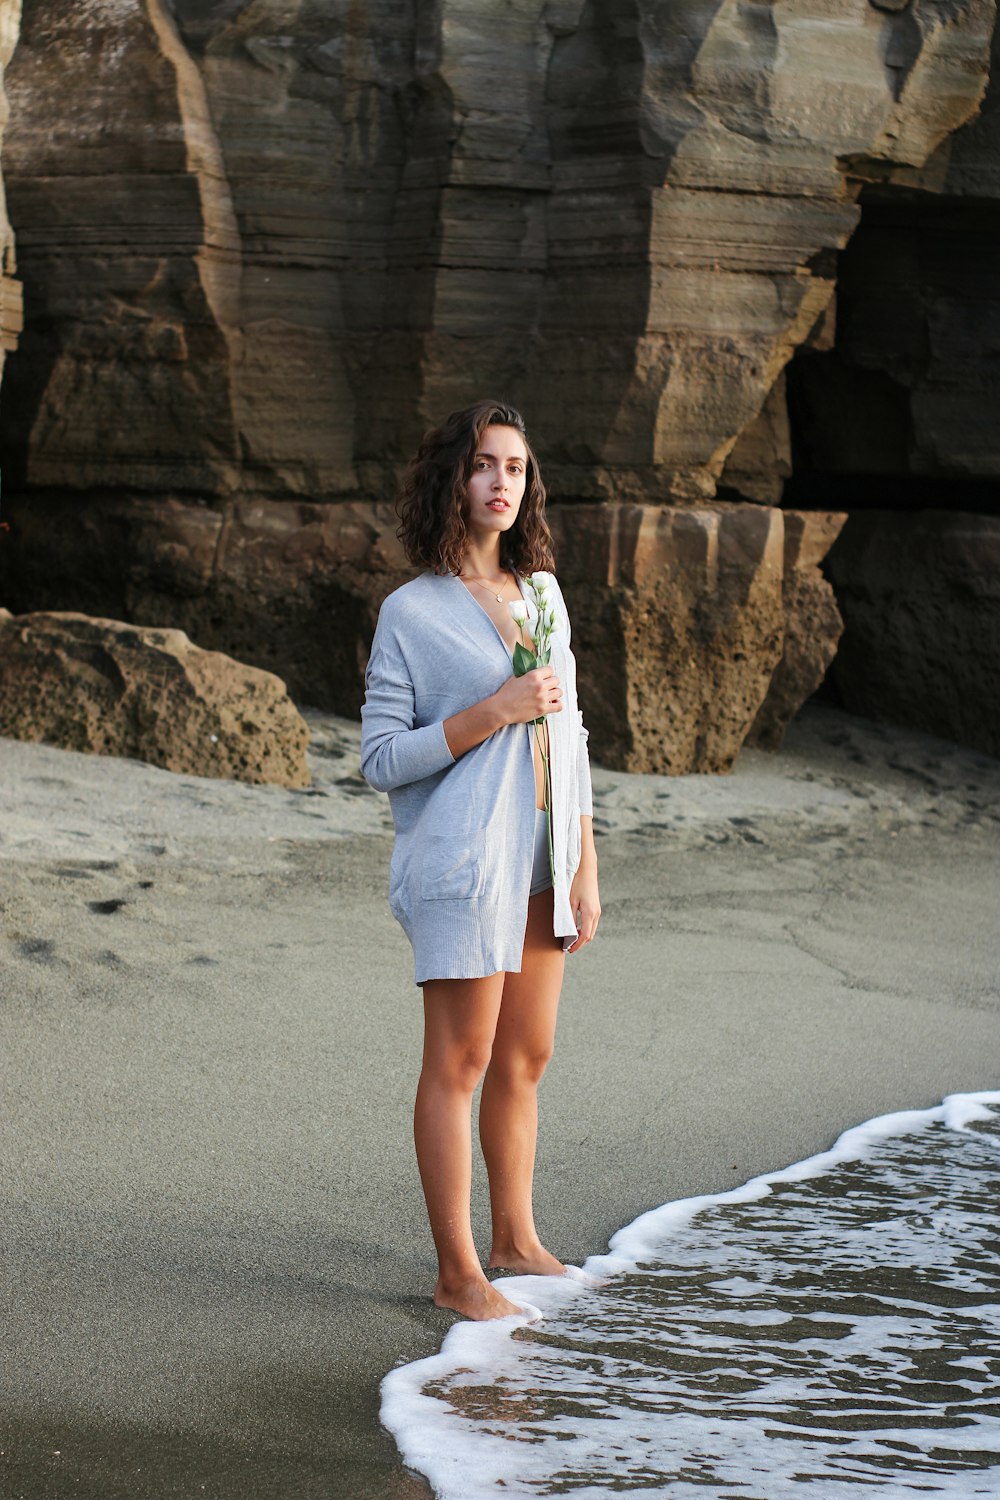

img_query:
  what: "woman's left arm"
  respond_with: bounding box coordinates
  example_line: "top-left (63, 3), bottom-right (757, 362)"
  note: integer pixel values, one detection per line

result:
top-left (548, 573), bottom-right (601, 952)
top-left (567, 814), bottom-right (600, 953)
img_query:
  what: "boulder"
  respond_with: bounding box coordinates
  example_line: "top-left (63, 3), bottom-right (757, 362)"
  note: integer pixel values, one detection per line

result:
top-left (0, 612), bottom-right (311, 786)
top-left (825, 511), bottom-right (1000, 759)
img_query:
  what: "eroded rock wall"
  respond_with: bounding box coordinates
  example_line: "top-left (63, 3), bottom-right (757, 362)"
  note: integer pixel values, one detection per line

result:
top-left (0, 0), bottom-right (997, 769)
top-left (3, 0), bottom-right (992, 505)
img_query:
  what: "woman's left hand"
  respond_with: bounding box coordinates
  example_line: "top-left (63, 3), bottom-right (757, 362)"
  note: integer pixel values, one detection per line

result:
top-left (567, 862), bottom-right (601, 953)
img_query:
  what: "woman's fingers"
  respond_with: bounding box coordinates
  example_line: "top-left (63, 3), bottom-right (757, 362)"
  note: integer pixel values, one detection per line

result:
top-left (504, 666), bottom-right (562, 722)
top-left (535, 667), bottom-right (562, 716)
top-left (567, 901), bottom-right (600, 952)
top-left (494, 667), bottom-right (562, 724)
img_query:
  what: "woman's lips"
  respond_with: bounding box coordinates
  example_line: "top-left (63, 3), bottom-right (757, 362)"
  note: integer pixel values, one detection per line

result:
top-left (487, 500), bottom-right (509, 510)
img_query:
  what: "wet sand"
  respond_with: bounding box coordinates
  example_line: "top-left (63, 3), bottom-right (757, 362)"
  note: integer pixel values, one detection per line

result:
top-left (2, 703), bottom-right (998, 1499)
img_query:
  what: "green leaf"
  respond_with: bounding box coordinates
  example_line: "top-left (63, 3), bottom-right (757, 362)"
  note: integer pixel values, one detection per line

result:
top-left (512, 642), bottom-right (537, 677)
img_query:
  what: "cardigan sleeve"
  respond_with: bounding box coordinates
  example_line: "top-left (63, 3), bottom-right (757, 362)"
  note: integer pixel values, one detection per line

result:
top-left (550, 573), bottom-right (594, 818)
top-left (578, 712), bottom-right (594, 817)
top-left (360, 611), bottom-right (456, 794)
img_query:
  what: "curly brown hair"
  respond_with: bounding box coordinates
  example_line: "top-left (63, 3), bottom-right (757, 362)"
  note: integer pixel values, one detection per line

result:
top-left (396, 399), bottom-right (556, 577)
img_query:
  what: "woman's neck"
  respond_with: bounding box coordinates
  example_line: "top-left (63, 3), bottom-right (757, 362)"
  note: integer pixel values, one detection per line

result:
top-left (460, 538), bottom-right (506, 581)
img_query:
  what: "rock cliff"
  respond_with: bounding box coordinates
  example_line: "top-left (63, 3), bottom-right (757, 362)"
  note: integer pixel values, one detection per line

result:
top-left (0, 0), bottom-right (997, 769)
top-left (2, 0), bottom-right (993, 505)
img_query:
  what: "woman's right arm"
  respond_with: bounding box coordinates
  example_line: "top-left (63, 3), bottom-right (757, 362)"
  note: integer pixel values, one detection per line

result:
top-left (360, 632), bottom-right (458, 793)
top-left (443, 667), bottom-right (562, 759)
top-left (361, 618), bottom-right (562, 792)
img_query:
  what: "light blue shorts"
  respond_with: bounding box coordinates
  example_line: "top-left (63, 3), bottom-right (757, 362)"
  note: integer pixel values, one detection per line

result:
top-left (529, 806), bottom-right (553, 897)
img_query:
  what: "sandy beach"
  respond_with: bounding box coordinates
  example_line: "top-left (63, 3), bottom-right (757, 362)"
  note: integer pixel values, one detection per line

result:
top-left (2, 701), bottom-right (998, 1500)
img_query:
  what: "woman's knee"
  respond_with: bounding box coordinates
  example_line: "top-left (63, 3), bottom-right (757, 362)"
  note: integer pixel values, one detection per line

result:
top-left (487, 1040), bottom-right (554, 1090)
top-left (423, 1039), bottom-right (494, 1094)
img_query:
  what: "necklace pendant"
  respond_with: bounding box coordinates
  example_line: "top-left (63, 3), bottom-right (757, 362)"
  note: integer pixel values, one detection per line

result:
top-left (495, 592), bottom-right (503, 602)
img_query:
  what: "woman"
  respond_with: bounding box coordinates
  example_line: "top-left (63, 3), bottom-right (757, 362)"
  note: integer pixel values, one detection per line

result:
top-left (360, 399), bottom-right (601, 1321)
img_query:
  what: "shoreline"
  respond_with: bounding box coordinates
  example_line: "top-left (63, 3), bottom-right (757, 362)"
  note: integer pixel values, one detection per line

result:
top-left (2, 703), bottom-right (998, 1498)
top-left (381, 1088), bottom-right (1000, 1499)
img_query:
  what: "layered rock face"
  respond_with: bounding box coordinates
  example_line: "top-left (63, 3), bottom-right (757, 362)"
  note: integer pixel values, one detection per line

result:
top-left (2, 0), bottom-right (992, 504)
top-left (0, 0), bottom-right (997, 770)
top-left (0, 611), bottom-right (311, 785)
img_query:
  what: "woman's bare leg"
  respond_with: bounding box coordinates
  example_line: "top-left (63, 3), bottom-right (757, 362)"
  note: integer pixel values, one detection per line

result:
top-left (481, 888), bottom-right (566, 1275)
top-left (416, 972), bottom-right (526, 1319)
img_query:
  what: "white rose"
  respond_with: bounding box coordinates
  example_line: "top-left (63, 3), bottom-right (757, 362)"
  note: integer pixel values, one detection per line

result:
top-left (508, 600), bottom-right (529, 624)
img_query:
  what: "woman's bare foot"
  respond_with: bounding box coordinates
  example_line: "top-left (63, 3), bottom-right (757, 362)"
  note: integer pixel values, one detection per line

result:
top-left (488, 1240), bottom-right (566, 1277)
top-left (434, 1273), bottom-right (529, 1321)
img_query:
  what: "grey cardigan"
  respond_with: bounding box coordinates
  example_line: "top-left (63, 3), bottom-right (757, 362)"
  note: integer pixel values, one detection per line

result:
top-left (360, 570), bottom-right (594, 985)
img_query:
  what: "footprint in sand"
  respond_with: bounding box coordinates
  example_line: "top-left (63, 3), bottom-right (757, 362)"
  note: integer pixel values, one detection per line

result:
top-left (95, 949), bottom-right (127, 970)
top-left (16, 937), bottom-right (57, 964)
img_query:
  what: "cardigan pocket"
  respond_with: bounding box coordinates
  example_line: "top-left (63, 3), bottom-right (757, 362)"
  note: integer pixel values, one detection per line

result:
top-left (420, 830), bottom-right (488, 901)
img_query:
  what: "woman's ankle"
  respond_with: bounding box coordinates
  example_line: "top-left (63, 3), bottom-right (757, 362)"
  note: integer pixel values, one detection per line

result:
top-left (488, 1225), bottom-right (542, 1262)
top-left (435, 1259), bottom-right (488, 1297)
top-left (488, 1234), bottom-right (564, 1275)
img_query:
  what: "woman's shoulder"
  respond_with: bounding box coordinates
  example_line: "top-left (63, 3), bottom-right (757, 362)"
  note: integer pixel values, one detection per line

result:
top-left (381, 570), bottom-right (452, 607)
top-left (377, 571), bottom-right (453, 628)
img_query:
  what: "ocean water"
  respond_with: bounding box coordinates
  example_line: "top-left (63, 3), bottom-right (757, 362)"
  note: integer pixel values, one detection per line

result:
top-left (381, 1092), bottom-right (1000, 1500)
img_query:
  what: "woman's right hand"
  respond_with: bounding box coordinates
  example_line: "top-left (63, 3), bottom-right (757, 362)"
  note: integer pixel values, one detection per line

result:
top-left (443, 667), bottom-right (563, 759)
top-left (493, 666), bottom-right (563, 725)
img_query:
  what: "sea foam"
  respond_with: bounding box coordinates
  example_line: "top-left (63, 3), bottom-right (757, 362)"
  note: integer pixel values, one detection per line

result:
top-left (381, 1091), bottom-right (1000, 1499)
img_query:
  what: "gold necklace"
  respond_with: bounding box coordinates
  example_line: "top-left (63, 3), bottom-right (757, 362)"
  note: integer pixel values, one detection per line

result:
top-left (461, 569), bottom-right (510, 603)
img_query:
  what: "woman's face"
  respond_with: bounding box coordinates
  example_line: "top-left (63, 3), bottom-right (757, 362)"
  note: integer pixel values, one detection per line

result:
top-left (463, 424), bottom-right (529, 540)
